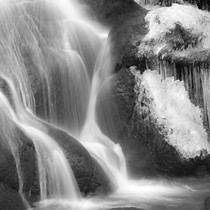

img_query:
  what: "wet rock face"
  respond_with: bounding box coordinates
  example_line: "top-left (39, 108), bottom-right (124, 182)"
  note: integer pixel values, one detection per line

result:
top-left (107, 2), bottom-right (147, 67)
top-left (0, 126), bottom-right (41, 203)
top-left (79, 0), bottom-right (138, 26)
top-left (204, 196), bottom-right (210, 210)
top-left (0, 183), bottom-right (27, 210)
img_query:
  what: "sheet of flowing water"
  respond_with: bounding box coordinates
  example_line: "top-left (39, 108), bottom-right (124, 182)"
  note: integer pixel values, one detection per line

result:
top-left (0, 74), bottom-right (80, 201)
top-left (0, 0), bottom-right (209, 210)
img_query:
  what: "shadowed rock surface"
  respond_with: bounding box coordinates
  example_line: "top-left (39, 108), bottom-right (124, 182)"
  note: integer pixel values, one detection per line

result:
top-left (204, 196), bottom-right (210, 210)
top-left (45, 123), bottom-right (112, 196)
top-left (0, 183), bottom-right (27, 210)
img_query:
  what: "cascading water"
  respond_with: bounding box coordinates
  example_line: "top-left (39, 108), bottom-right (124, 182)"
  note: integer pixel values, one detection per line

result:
top-left (0, 0), bottom-right (210, 210)
top-left (0, 73), bottom-right (80, 202)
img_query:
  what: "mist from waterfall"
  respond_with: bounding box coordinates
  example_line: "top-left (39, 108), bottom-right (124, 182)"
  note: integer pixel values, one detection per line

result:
top-left (0, 0), bottom-right (209, 210)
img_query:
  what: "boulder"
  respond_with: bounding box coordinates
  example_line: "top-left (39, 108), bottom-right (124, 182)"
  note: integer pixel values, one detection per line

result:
top-left (96, 1), bottom-right (210, 178)
top-left (0, 124), bottom-right (39, 201)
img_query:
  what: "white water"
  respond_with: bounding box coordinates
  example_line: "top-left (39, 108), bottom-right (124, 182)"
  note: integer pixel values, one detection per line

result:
top-left (0, 1), bottom-right (209, 210)
top-left (138, 3), bottom-right (210, 59)
top-left (79, 41), bottom-right (127, 189)
top-left (132, 68), bottom-right (210, 158)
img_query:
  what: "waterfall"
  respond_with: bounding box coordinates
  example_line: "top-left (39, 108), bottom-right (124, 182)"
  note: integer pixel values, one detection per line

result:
top-left (0, 0), bottom-right (128, 207)
top-left (0, 0), bottom-right (209, 210)
top-left (79, 39), bottom-right (128, 189)
top-left (0, 74), bottom-right (80, 202)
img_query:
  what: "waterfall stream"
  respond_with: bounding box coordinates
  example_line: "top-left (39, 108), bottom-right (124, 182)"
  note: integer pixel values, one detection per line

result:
top-left (0, 1), bottom-right (210, 210)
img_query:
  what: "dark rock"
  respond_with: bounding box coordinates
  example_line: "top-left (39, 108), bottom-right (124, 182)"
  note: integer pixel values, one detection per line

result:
top-left (79, 0), bottom-right (140, 27)
top-left (19, 129), bottom-right (40, 204)
top-left (108, 3), bottom-right (147, 68)
top-left (95, 3), bottom-right (155, 178)
top-left (205, 154), bottom-right (210, 173)
top-left (0, 138), bottom-right (19, 192)
top-left (204, 196), bottom-right (210, 210)
top-left (45, 123), bottom-right (112, 196)
top-left (110, 208), bottom-right (145, 210)
top-left (0, 125), bottom-right (40, 203)
top-left (0, 183), bottom-right (27, 210)
top-left (195, 165), bottom-right (208, 176)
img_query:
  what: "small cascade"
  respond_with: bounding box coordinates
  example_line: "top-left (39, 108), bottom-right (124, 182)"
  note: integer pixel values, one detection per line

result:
top-left (0, 74), bottom-right (80, 203)
top-left (79, 39), bottom-right (128, 189)
top-left (0, 0), bottom-right (104, 136)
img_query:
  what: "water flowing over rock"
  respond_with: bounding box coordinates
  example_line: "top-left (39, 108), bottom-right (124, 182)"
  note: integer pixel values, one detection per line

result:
top-left (0, 0), bottom-right (112, 207)
top-left (204, 197), bottom-right (210, 210)
top-left (0, 0), bottom-right (210, 209)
